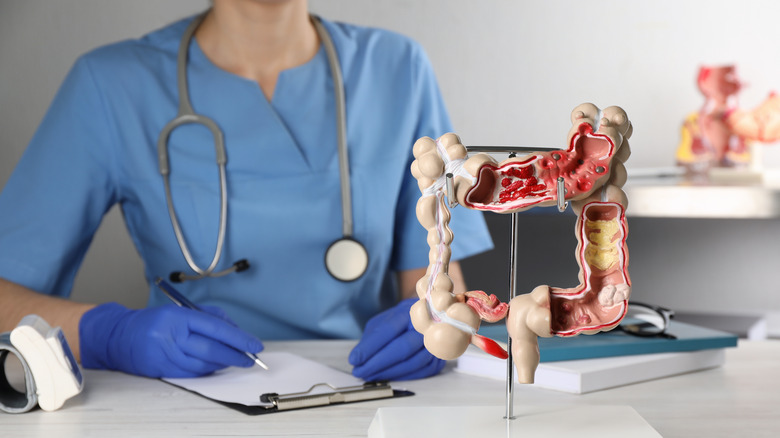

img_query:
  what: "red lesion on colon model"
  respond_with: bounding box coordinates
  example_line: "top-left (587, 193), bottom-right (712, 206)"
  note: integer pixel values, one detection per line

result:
top-left (464, 124), bottom-right (615, 212)
top-left (497, 166), bottom-right (547, 203)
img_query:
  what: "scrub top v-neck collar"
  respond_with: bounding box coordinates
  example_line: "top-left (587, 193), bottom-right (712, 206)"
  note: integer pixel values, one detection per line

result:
top-left (189, 33), bottom-right (327, 105)
top-left (187, 32), bottom-right (330, 171)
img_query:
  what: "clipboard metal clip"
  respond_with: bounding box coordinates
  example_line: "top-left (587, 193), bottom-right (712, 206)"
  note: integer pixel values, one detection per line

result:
top-left (260, 381), bottom-right (394, 411)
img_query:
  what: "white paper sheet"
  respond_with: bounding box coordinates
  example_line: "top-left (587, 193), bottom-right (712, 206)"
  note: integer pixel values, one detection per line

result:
top-left (163, 352), bottom-right (364, 406)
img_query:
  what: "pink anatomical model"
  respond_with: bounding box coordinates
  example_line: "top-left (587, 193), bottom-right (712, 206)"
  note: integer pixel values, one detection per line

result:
top-left (410, 103), bottom-right (633, 383)
top-left (677, 65), bottom-right (780, 171)
top-left (727, 92), bottom-right (780, 144)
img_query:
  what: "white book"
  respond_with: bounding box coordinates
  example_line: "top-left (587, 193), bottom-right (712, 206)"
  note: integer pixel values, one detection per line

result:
top-left (455, 345), bottom-right (726, 394)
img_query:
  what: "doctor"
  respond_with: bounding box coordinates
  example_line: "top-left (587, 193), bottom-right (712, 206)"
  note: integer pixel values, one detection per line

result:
top-left (0, 0), bottom-right (492, 380)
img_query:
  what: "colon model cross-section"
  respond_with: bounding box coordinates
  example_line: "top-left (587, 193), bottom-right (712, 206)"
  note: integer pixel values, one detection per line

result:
top-left (409, 103), bottom-right (633, 383)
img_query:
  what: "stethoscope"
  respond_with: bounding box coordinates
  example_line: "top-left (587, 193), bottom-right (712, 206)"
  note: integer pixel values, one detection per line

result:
top-left (157, 13), bottom-right (369, 283)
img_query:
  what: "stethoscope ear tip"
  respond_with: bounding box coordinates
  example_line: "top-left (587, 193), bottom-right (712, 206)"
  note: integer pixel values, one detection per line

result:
top-left (234, 259), bottom-right (250, 272)
top-left (169, 272), bottom-right (185, 283)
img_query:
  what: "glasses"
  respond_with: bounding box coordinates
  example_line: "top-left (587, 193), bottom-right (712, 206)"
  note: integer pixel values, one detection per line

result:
top-left (618, 302), bottom-right (676, 339)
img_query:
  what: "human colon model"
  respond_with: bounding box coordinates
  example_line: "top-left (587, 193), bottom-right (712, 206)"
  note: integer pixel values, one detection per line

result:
top-left (676, 65), bottom-right (780, 170)
top-left (409, 103), bottom-right (632, 383)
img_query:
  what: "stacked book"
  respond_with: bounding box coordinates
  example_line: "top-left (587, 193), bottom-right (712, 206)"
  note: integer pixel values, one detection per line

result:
top-left (455, 320), bottom-right (738, 394)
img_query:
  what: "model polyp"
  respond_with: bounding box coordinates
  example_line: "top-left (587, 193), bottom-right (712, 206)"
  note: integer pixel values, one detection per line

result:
top-left (410, 103), bottom-right (633, 384)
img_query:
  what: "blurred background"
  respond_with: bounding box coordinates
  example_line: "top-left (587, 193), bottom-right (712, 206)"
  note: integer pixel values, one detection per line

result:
top-left (2, 0), bottom-right (779, 337)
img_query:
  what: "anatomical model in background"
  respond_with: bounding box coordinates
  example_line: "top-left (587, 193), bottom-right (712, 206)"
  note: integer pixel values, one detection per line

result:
top-left (676, 65), bottom-right (780, 172)
top-left (410, 103), bottom-right (633, 383)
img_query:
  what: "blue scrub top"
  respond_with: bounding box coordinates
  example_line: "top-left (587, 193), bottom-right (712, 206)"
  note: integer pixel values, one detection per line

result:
top-left (0, 15), bottom-right (493, 340)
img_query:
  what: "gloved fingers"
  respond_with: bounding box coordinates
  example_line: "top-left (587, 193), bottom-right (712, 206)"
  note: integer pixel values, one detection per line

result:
top-left (185, 311), bottom-right (264, 356)
top-left (127, 338), bottom-right (225, 378)
top-left (351, 328), bottom-right (424, 379)
top-left (362, 348), bottom-right (445, 381)
top-left (386, 354), bottom-right (446, 381)
top-left (178, 332), bottom-right (256, 368)
top-left (349, 298), bottom-right (416, 366)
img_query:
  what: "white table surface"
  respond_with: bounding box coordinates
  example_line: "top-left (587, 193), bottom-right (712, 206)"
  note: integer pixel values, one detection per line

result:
top-left (2, 340), bottom-right (779, 437)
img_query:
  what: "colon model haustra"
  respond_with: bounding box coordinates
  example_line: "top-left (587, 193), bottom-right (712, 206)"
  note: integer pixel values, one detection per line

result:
top-left (409, 103), bottom-right (633, 383)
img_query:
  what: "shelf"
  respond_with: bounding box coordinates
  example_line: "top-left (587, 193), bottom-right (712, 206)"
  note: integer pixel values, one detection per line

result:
top-left (624, 168), bottom-right (780, 219)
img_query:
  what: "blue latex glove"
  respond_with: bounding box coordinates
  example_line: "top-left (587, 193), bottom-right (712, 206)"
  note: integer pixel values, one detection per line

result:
top-left (349, 298), bottom-right (445, 381)
top-left (79, 302), bottom-right (264, 378)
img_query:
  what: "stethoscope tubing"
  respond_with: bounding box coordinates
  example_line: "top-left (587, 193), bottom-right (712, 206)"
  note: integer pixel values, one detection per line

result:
top-left (158, 13), bottom-right (230, 279)
top-left (157, 12), bottom-right (364, 281)
top-left (312, 16), bottom-right (353, 238)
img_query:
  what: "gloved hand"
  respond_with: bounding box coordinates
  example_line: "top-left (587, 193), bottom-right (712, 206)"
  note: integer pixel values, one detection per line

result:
top-left (79, 302), bottom-right (263, 378)
top-left (349, 298), bottom-right (445, 381)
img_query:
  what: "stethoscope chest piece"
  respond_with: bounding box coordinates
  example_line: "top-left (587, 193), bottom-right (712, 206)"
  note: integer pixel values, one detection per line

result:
top-left (325, 237), bottom-right (368, 282)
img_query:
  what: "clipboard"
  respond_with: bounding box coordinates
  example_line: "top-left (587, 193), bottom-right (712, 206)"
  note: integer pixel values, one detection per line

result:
top-left (162, 352), bottom-right (414, 415)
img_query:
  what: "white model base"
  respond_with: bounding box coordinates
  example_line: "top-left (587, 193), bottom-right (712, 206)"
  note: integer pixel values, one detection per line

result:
top-left (368, 405), bottom-right (660, 438)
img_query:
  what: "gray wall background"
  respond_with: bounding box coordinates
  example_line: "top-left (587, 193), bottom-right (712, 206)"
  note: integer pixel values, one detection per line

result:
top-left (2, 1), bottom-right (780, 333)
